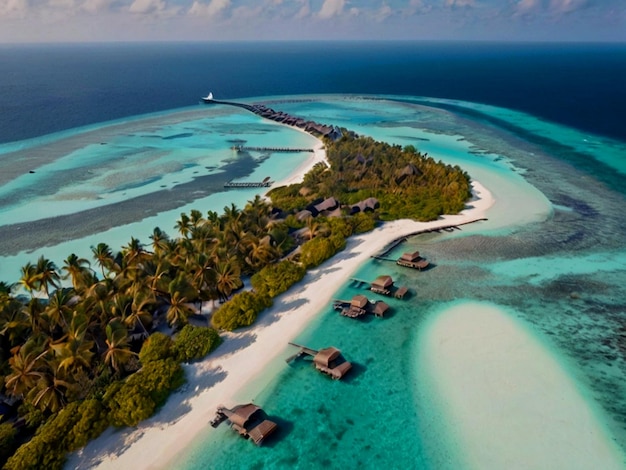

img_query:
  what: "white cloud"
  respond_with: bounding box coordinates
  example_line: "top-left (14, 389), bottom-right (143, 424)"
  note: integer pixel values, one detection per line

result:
top-left (188, 0), bottom-right (230, 18)
top-left (80, 0), bottom-right (112, 13)
top-left (129, 0), bottom-right (166, 14)
top-left (0, 0), bottom-right (30, 18)
top-left (294, 0), bottom-right (310, 19)
top-left (549, 0), bottom-right (588, 14)
top-left (514, 0), bottom-right (541, 16)
top-left (444, 0), bottom-right (476, 8)
top-left (374, 2), bottom-right (393, 21)
top-left (318, 0), bottom-right (345, 19)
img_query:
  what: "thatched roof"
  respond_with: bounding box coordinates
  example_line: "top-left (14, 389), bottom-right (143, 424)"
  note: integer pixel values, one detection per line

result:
top-left (351, 294), bottom-right (369, 309)
top-left (372, 301), bottom-right (390, 317)
top-left (314, 347), bottom-right (342, 367)
top-left (371, 275), bottom-right (393, 289)
top-left (399, 251), bottom-right (421, 262)
top-left (224, 403), bottom-right (262, 428)
top-left (314, 197), bottom-right (340, 213)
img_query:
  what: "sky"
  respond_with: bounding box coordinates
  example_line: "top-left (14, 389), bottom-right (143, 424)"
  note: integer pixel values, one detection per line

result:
top-left (0, 0), bottom-right (624, 43)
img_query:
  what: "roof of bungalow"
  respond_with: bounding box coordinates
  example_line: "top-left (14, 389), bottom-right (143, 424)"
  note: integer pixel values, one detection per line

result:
top-left (314, 196), bottom-right (340, 213)
top-left (351, 294), bottom-right (369, 309)
top-left (223, 403), bottom-right (262, 428)
top-left (350, 197), bottom-right (380, 214)
top-left (313, 347), bottom-right (343, 367)
top-left (372, 301), bottom-right (390, 317)
top-left (399, 251), bottom-right (422, 262)
top-left (371, 275), bottom-right (394, 289)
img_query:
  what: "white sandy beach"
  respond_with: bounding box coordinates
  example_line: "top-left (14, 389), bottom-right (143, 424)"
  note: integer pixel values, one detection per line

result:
top-left (419, 301), bottom-right (626, 470)
top-left (68, 161), bottom-right (496, 469)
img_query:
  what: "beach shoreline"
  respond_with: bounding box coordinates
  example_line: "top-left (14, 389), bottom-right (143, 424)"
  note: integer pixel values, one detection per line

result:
top-left (67, 170), bottom-right (495, 469)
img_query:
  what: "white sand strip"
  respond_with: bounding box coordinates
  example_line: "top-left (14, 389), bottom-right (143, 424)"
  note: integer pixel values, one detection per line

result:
top-left (418, 301), bottom-right (626, 470)
top-left (67, 180), bottom-right (495, 469)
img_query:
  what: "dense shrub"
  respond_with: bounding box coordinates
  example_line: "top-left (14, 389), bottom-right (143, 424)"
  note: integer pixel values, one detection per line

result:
top-left (105, 358), bottom-right (184, 427)
top-left (212, 291), bottom-right (273, 331)
top-left (139, 332), bottom-right (175, 364)
top-left (250, 260), bottom-right (306, 297)
top-left (300, 237), bottom-right (338, 268)
top-left (173, 325), bottom-right (222, 363)
top-left (0, 422), bottom-right (17, 467)
top-left (349, 212), bottom-right (376, 234)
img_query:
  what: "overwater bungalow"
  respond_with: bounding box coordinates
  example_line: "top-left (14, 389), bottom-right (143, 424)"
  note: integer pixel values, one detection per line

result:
top-left (333, 294), bottom-right (391, 318)
top-left (210, 403), bottom-right (278, 446)
top-left (287, 343), bottom-right (352, 379)
top-left (397, 251), bottom-right (430, 270)
top-left (370, 275), bottom-right (394, 295)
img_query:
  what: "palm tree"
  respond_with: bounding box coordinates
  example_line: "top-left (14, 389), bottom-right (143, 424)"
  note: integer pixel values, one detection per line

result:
top-left (124, 291), bottom-right (153, 337)
top-left (164, 291), bottom-right (194, 329)
top-left (91, 242), bottom-right (115, 278)
top-left (34, 256), bottom-right (60, 298)
top-left (29, 365), bottom-right (74, 413)
top-left (62, 253), bottom-right (94, 293)
top-left (49, 313), bottom-right (94, 375)
top-left (175, 212), bottom-right (192, 239)
top-left (45, 287), bottom-right (74, 332)
top-left (4, 340), bottom-right (48, 399)
top-left (214, 259), bottom-right (242, 303)
top-left (121, 237), bottom-right (149, 268)
top-left (0, 299), bottom-right (30, 346)
top-left (23, 298), bottom-right (48, 336)
top-left (149, 227), bottom-right (170, 256)
top-left (18, 262), bottom-right (38, 298)
top-left (103, 319), bottom-right (136, 373)
top-left (84, 279), bottom-right (115, 325)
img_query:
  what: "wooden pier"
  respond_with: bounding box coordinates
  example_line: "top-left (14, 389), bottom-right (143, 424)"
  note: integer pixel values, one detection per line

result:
top-left (224, 176), bottom-right (274, 188)
top-left (232, 146), bottom-right (314, 153)
top-left (373, 217), bottom-right (488, 259)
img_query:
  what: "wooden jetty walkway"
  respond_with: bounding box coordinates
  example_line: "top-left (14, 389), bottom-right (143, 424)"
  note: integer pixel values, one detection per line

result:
top-left (224, 176), bottom-right (274, 188)
top-left (232, 145), bottom-right (314, 153)
top-left (373, 217), bottom-right (488, 259)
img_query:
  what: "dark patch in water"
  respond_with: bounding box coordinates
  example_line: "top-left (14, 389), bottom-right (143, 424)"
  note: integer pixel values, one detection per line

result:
top-left (162, 132), bottom-right (193, 140)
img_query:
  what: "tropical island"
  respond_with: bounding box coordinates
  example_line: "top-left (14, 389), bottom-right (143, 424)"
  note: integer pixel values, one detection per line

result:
top-left (0, 114), bottom-right (472, 469)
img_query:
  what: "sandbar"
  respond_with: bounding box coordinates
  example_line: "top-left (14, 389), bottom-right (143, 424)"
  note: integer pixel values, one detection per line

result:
top-left (418, 301), bottom-right (626, 469)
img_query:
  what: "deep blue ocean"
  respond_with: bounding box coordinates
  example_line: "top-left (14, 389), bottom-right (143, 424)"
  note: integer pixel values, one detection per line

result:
top-left (1, 41), bottom-right (626, 144)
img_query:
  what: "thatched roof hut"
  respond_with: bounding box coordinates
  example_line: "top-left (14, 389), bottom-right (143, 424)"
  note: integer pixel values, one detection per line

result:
top-left (218, 403), bottom-right (278, 446)
top-left (314, 196), bottom-right (340, 213)
top-left (371, 275), bottom-right (393, 290)
top-left (351, 294), bottom-right (369, 309)
top-left (371, 301), bottom-right (390, 317)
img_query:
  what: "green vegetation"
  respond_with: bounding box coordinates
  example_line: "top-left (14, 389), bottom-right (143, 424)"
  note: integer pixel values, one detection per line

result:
top-left (269, 135), bottom-right (471, 221)
top-left (173, 325), bottom-right (222, 363)
top-left (212, 291), bottom-right (273, 331)
top-left (0, 126), bottom-right (472, 466)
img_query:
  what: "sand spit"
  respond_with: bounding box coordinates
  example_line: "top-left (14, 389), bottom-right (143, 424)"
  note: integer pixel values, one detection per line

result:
top-left (419, 301), bottom-right (626, 470)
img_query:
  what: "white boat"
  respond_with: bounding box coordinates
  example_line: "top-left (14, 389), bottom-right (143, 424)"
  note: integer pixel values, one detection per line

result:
top-left (202, 92), bottom-right (214, 102)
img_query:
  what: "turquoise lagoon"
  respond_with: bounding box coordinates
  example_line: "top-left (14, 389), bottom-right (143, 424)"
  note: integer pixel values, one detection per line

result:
top-left (2, 95), bottom-right (626, 468)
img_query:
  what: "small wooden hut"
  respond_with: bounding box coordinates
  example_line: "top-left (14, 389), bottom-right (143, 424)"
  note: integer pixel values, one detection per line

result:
top-left (370, 275), bottom-right (394, 295)
top-left (342, 294), bottom-right (368, 318)
top-left (287, 343), bottom-right (352, 379)
top-left (371, 301), bottom-right (390, 318)
top-left (210, 403), bottom-right (278, 446)
top-left (397, 251), bottom-right (430, 270)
